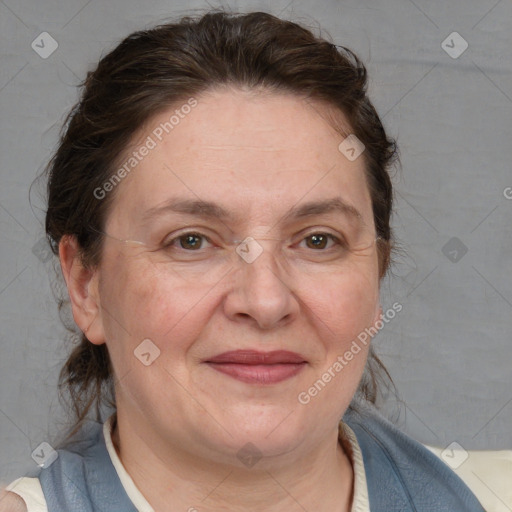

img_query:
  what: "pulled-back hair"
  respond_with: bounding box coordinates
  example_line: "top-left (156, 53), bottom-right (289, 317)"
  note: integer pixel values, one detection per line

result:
top-left (44, 10), bottom-right (399, 441)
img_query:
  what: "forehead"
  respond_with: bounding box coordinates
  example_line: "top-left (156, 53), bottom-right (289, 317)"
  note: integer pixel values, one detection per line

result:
top-left (106, 87), bottom-right (373, 231)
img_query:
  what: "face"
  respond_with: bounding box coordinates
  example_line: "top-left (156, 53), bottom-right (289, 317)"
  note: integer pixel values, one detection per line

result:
top-left (84, 87), bottom-right (382, 464)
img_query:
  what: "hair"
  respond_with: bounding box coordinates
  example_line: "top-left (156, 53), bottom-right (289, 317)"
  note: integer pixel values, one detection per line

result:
top-left (44, 9), bottom-right (399, 442)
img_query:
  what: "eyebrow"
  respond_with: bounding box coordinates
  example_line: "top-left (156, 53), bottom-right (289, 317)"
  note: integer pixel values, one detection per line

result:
top-left (141, 197), bottom-right (364, 225)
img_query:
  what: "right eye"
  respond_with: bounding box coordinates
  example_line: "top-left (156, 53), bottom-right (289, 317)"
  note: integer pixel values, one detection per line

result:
top-left (298, 232), bottom-right (346, 251)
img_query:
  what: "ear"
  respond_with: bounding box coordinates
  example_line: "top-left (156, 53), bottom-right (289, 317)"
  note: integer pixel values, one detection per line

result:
top-left (59, 235), bottom-right (105, 345)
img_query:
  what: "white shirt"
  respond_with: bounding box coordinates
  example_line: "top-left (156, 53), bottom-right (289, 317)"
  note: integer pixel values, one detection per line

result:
top-left (6, 413), bottom-right (512, 511)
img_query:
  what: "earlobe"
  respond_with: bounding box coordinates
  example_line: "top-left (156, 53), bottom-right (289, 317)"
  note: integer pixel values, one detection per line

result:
top-left (58, 235), bottom-right (105, 345)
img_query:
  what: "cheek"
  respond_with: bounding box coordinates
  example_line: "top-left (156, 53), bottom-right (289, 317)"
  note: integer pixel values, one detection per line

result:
top-left (305, 264), bottom-right (379, 344)
top-left (100, 255), bottom-right (212, 358)
top-left (300, 286), bottom-right (378, 395)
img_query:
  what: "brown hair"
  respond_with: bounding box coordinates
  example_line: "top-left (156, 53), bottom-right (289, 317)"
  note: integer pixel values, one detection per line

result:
top-left (44, 9), bottom-right (398, 441)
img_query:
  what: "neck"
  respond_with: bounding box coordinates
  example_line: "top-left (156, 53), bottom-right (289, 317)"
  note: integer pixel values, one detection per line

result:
top-left (110, 411), bottom-right (354, 512)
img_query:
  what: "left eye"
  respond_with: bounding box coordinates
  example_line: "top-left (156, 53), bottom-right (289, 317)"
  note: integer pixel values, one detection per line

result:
top-left (299, 233), bottom-right (340, 250)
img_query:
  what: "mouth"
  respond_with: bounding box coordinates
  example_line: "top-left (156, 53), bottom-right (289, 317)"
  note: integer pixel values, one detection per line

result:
top-left (204, 350), bottom-right (307, 384)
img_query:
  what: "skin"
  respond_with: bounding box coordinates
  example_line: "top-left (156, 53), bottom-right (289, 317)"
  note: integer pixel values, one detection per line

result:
top-left (59, 87), bottom-right (383, 512)
top-left (0, 489), bottom-right (27, 511)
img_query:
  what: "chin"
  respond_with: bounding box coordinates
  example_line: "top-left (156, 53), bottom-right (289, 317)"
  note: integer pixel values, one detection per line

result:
top-left (216, 409), bottom-right (310, 452)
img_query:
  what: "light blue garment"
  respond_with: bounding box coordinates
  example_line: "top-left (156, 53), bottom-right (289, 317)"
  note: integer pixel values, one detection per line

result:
top-left (37, 403), bottom-right (485, 511)
top-left (343, 401), bottom-right (485, 511)
top-left (38, 419), bottom-right (137, 512)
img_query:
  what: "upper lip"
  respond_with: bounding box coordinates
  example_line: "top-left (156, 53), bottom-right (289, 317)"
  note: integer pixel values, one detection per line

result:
top-left (205, 350), bottom-right (307, 365)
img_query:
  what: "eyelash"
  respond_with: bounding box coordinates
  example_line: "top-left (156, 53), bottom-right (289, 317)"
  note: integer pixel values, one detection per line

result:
top-left (162, 230), bottom-right (346, 253)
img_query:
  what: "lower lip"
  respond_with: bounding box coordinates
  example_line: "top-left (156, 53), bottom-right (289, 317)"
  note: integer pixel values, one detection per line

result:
top-left (205, 362), bottom-right (306, 384)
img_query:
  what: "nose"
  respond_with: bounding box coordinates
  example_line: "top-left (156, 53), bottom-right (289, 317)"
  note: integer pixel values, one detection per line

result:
top-left (223, 238), bottom-right (300, 330)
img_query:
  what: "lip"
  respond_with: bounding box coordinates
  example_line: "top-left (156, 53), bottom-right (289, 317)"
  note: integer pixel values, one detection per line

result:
top-left (205, 350), bottom-right (307, 384)
top-left (206, 350), bottom-right (307, 364)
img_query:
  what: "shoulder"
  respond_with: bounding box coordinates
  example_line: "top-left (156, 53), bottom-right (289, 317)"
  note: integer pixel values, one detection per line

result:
top-left (425, 445), bottom-right (512, 511)
top-left (0, 423), bottom-right (104, 512)
top-left (1, 478), bottom-right (48, 512)
top-left (36, 418), bottom-right (138, 512)
top-left (0, 488), bottom-right (28, 512)
top-left (342, 402), bottom-right (488, 510)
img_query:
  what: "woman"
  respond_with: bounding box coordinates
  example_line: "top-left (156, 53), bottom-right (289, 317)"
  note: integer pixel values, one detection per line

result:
top-left (2, 10), bottom-right (510, 512)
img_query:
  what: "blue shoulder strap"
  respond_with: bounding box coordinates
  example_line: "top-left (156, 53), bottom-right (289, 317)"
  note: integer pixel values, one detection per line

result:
top-left (38, 420), bottom-right (138, 512)
top-left (342, 401), bottom-right (486, 512)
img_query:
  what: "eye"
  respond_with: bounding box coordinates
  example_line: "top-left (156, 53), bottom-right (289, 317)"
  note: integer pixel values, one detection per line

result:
top-left (163, 232), bottom-right (213, 251)
top-left (299, 232), bottom-right (345, 251)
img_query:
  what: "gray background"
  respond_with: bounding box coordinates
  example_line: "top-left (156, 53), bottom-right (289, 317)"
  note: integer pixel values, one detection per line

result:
top-left (1, 0), bottom-right (511, 486)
